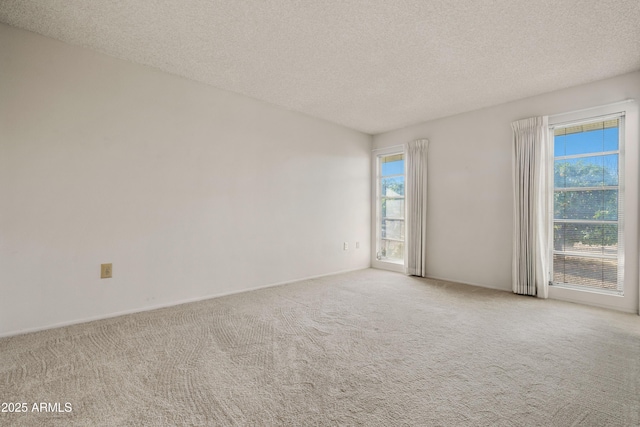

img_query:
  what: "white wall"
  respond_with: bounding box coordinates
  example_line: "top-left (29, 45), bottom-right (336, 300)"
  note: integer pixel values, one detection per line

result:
top-left (374, 71), bottom-right (640, 313)
top-left (0, 24), bottom-right (372, 337)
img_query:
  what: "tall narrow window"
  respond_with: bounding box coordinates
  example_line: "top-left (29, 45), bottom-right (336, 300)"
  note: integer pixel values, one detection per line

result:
top-left (376, 153), bottom-right (405, 265)
top-left (551, 114), bottom-right (624, 294)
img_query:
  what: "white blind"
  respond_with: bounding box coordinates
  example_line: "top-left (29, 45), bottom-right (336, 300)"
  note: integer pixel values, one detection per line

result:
top-left (551, 114), bottom-right (624, 294)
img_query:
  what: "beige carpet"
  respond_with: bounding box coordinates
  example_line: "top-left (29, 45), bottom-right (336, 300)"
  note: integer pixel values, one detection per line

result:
top-left (1, 269), bottom-right (639, 426)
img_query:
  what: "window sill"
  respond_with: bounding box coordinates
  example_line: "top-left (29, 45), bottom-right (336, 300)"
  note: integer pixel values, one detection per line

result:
top-left (372, 258), bottom-right (405, 273)
top-left (550, 283), bottom-right (623, 297)
top-left (378, 258), bottom-right (403, 265)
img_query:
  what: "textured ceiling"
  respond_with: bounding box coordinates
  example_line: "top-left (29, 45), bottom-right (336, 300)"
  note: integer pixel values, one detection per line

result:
top-left (1, 1), bottom-right (639, 134)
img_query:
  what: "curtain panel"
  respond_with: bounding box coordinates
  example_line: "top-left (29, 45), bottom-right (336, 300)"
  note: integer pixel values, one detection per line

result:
top-left (405, 139), bottom-right (429, 277)
top-left (512, 117), bottom-right (549, 298)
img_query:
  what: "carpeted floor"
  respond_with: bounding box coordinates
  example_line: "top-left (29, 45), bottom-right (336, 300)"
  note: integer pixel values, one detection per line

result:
top-left (1, 268), bottom-right (639, 426)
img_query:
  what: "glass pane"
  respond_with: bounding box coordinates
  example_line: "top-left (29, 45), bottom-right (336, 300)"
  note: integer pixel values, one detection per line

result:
top-left (603, 154), bottom-right (618, 186)
top-left (564, 128), bottom-right (604, 156)
top-left (381, 177), bottom-right (404, 196)
top-left (555, 157), bottom-right (610, 188)
top-left (603, 126), bottom-right (619, 151)
top-left (382, 198), bottom-right (404, 219)
top-left (381, 155), bottom-right (404, 176)
top-left (553, 223), bottom-right (618, 255)
top-left (554, 189), bottom-right (617, 220)
top-left (554, 159), bottom-right (567, 188)
top-left (553, 255), bottom-right (618, 291)
top-left (380, 239), bottom-right (404, 261)
top-left (382, 219), bottom-right (404, 240)
top-left (554, 134), bottom-right (566, 157)
top-left (556, 119), bottom-right (619, 157)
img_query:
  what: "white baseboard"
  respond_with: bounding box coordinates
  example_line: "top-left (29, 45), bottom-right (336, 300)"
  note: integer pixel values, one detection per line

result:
top-left (369, 267), bottom-right (512, 292)
top-left (426, 274), bottom-right (637, 314)
top-left (0, 267), bottom-right (370, 339)
top-left (423, 274), bottom-right (511, 292)
top-left (548, 287), bottom-right (637, 314)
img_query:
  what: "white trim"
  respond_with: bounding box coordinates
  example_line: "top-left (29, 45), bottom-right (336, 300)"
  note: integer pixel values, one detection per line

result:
top-left (552, 251), bottom-right (617, 260)
top-left (547, 100), bottom-right (639, 314)
top-left (550, 282), bottom-right (622, 295)
top-left (0, 267), bottom-right (369, 338)
top-left (555, 151), bottom-right (619, 161)
top-left (550, 113), bottom-right (624, 293)
top-left (424, 275), bottom-right (510, 292)
top-left (368, 269), bottom-right (512, 292)
top-left (554, 186), bottom-right (618, 192)
top-left (550, 113), bottom-right (625, 130)
top-left (371, 260), bottom-right (405, 273)
top-left (372, 144), bottom-right (404, 152)
top-left (372, 146), bottom-right (406, 156)
top-left (548, 286), bottom-right (635, 313)
top-left (384, 271), bottom-right (638, 313)
top-left (549, 100), bottom-right (634, 125)
top-left (371, 146), bottom-right (407, 271)
top-left (549, 99), bottom-right (635, 125)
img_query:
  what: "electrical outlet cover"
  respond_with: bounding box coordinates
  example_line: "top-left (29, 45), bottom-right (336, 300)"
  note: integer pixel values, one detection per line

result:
top-left (101, 263), bottom-right (112, 279)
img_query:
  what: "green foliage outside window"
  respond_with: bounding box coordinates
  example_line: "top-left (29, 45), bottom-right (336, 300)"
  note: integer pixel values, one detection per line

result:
top-left (554, 159), bottom-right (618, 249)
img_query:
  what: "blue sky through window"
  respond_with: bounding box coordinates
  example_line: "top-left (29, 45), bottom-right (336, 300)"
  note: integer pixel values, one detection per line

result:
top-left (381, 159), bottom-right (404, 176)
top-left (554, 127), bottom-right (618, 157)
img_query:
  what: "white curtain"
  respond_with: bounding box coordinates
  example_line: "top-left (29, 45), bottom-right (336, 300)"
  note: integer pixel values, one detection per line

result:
top-left (405, 139), bottom-right (429, 277)
top-left (512, 117), bottom-right (549, 298)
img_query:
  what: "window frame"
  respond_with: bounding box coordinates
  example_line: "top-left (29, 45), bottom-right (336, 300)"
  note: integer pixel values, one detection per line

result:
top-left (548, 113), bottom-right (624, 295)
top-left (546, 100), bottom-right (638, 313)
top-left (371, 146), bottom-right (406, 272)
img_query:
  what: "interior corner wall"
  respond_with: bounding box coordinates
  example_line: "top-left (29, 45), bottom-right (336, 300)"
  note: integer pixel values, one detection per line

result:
top-left (0, 24), bottom-right (372, 337)
top-left (373, 71), bottom-right (640, 312)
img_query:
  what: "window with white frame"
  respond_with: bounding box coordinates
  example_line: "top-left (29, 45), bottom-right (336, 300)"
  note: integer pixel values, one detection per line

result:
top-left (550, 113), bottom-right (624, 294)
top-left (376, 153), bottom-right (405, 264)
